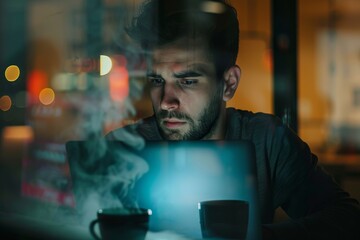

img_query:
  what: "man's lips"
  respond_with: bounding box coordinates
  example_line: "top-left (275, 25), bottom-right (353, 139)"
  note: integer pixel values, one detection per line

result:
top-left (162, 118), bottom-right (187, 128)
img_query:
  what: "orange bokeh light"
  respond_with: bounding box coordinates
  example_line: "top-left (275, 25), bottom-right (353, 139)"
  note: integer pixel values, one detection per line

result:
top-left (28, 70), bottom-right (48, 103)
top-left (109, 66), bottom-right (129, 102)
top-left (263, 48), bottom-right (273, 72)
top-left (2, 126), bottom-right (34, 141)
top-left (5, 65), bottom-right (20, 82)
top-left (39, 88), bottom-right (55, 105)
top-left (0, 95), bottom-right (12, 111)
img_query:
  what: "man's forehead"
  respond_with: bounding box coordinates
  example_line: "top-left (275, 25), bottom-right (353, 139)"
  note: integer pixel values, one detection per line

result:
top-left (150, 38), bottom-right (211, 62)
top-left (149, 49), bottom-right (212, 69)
top-left (152, 53), bottom-right (204, 64)
top-left (147, 62), bottom-right (209, 72)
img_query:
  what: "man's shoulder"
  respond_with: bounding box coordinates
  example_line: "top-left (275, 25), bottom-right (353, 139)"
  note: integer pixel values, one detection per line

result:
top-left (228, 108), bottom-right (282, 126)
top-left (226, 108), bottom-right (287, 142)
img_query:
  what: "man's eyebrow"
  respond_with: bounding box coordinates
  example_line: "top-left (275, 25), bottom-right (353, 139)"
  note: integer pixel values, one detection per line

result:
top-left (173, 71), bottom-right (203, 78)
top-left (146, 72), bottom-right (161, 78)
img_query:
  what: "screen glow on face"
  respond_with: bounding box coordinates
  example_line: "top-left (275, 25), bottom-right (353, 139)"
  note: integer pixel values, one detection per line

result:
top-left (147, 38), bottom-right (224, 140)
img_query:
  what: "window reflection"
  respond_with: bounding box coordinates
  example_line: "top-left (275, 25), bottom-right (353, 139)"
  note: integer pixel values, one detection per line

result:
top-left (0, 0), bottom-right (359, 232)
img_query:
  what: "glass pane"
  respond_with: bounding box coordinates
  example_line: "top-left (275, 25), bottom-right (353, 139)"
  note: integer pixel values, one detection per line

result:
top-left (228, 0), bottom-right (272, 114)
top-left (299, 0), bottom-right (360, 203)
top-left (0, 0), bottom-right (145, 237)
top-left (0, 0), bottom-right (272, 238)
top-left (299, 0), bottom-right (360, 153)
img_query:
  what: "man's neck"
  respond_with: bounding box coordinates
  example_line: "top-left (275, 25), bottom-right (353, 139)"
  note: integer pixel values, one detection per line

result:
top-left (203, 107), bottom-right (227, 140)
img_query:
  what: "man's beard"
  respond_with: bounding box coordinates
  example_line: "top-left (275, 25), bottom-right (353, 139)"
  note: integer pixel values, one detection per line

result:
top-left (154, 92), bottom-right (223, 140)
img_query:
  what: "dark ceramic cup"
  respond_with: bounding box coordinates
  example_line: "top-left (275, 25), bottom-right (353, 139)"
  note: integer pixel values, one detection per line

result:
top-left (199, 200), bottom-right (249, 239)
top-left (89, 208), bottom-right (151, 240)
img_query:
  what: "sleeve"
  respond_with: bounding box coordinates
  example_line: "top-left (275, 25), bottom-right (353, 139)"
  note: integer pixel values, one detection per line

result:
top-left (264, 119), bottom-right (360, 240)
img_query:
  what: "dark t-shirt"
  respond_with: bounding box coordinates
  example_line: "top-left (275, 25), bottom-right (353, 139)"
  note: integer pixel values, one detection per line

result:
top-left (107, 108), bottom-right (360, 239)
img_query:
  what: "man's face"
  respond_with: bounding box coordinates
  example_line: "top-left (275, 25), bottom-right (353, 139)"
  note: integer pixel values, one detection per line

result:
top-left (147, 38), bottom-right (225, 140)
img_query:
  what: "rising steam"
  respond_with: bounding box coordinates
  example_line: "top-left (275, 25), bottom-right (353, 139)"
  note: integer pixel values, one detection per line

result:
top-left (64, 58), bottom-right (149, 226)
top-left (68, 138), bottom-right (149, 225)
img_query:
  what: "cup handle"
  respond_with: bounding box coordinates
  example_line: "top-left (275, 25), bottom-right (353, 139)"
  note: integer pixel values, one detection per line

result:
top-left (89, 219), bottom-right (101, 240)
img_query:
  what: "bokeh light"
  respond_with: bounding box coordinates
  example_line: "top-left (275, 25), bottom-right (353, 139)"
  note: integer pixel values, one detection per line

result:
top-left (39, 88), bottom-right (55, 105)
top-left (0, 95), bottom-right (12, 111)
top-left (5, 65), bottom-right (20, 82)
top-left (2, 126), bottom-right (34, 141)
top-left (263, 48), bottom-right (273, 72)
top-left (28, 70), bottom-right (48, 103)
top-left (52, 73), bottom-right (72, 91)
top-left (201, 1), bottom-right (226, 14)
top-left (109, 66), bottom-right (129, 102)
top-left (100, 55), bottom-right (113, 76)
top-left (77, 73), bottom-right (88, 90)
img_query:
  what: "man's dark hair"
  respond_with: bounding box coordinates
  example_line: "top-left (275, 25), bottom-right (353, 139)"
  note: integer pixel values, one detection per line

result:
top-left (126, 0), bottom-right (239, 79)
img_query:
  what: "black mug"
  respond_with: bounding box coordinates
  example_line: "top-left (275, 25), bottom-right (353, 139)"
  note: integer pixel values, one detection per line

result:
top-left (89, 208), bottom-right (151, 240)
top-left (199, 200), bottom-right (249, 239)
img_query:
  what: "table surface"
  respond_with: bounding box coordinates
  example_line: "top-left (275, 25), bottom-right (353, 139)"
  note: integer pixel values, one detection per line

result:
top-left (0, 211), bottom-right (202, 240)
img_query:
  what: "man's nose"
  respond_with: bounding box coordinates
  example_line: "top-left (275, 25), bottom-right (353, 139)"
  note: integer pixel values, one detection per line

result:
top-left (160, 83), bottom-right (180, 111)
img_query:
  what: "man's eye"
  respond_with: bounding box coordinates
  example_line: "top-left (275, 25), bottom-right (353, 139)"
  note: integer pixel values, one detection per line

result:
top-left (180, 79), bottom-right (198, 86)
top-left (148, 77), bottom-right (164, 86)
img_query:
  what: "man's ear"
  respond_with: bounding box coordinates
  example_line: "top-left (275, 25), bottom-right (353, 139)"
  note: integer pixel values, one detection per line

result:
top-left (223, 65), bottom-right (241, 101)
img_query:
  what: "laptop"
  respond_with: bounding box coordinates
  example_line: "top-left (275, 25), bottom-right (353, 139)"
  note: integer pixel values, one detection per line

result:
top-left (66, 140), bottom-right (262, 240)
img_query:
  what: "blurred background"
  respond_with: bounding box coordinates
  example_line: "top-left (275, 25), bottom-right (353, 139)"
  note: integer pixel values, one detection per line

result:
top-left (0, 0), bottom-right (359, 225)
